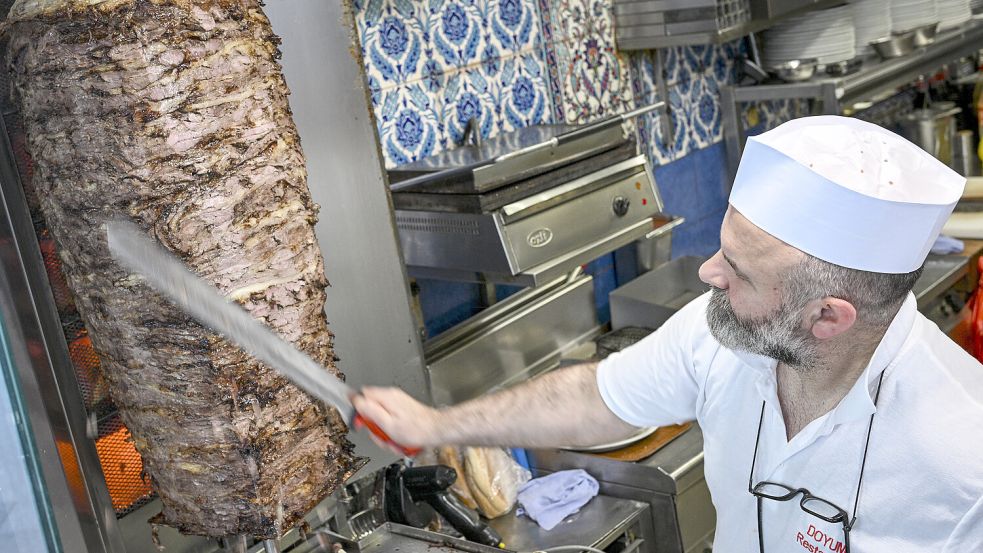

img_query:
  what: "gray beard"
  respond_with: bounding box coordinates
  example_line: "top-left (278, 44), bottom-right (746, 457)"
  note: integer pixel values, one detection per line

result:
top-left (706, 287), bottom-right (818, 368)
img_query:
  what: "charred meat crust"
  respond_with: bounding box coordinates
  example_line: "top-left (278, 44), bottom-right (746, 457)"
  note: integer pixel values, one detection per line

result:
top-left (5, 0), bottom-right (359, 538)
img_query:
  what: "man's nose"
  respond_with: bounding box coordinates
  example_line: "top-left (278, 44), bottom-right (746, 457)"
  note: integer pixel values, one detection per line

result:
top-left (699, 251), bottom-right (728, 290)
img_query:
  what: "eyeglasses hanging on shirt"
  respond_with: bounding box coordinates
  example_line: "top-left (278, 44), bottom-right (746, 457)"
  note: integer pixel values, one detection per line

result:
top-left (747, 370), bottom-right (886, 553)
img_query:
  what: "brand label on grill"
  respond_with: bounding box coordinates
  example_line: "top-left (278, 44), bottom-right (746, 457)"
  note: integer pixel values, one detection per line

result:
top-left (527, 228), bottom-right (553, 248)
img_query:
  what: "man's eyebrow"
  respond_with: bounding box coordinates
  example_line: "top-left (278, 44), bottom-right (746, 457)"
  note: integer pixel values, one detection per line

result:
top-left (722, 251), bottom-right (753, 282)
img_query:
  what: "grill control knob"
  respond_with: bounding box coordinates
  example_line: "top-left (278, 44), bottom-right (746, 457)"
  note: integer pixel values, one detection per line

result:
top-left (612, 196), bottom-right (630, 217)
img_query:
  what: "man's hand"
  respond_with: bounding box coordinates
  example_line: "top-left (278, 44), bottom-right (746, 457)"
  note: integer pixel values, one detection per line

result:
top-left (352, 386), bottom-right (443, 452)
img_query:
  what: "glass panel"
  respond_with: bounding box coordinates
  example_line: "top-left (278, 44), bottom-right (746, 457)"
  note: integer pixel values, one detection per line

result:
top-left (753, 482), bottom-right (797, 500)
top-left (0, 322), bottom-right (55, 552)
top-left (802, 496), bottom-right (846, 521)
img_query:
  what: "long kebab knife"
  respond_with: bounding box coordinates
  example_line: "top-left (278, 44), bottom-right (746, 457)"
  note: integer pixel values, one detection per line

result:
top-left (106, 219), bottom-right (420, 457)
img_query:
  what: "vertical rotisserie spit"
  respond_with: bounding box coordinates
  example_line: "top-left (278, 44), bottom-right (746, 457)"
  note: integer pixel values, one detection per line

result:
top-left (4, 0), bottom-right (360, 538)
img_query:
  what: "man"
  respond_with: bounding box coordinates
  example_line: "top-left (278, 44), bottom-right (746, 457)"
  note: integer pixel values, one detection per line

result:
top-left (354, 116), bottom-right (983, 551)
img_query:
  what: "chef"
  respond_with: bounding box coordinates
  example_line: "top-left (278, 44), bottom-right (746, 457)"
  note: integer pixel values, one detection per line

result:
top-left (354, 116), bottom-right (983, 552)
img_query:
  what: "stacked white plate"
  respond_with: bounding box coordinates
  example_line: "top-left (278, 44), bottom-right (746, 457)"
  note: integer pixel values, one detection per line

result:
top-left (761, 5), bottom-right (856, 66)
top-left (937, 0), bottom-right (972, 29)
top-left (890, 0), bottom-right (938, 33)
top-left (851, 0), bottom-right (892, 57)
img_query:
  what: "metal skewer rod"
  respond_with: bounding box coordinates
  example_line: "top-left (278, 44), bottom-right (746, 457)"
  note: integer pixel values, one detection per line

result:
top-left (263, 539), bottom-right (281, 553)
top-left (221, 535), bottom-right (248, 553)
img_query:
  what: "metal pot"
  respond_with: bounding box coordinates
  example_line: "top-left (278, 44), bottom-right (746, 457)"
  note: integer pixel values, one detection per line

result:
top-left (900, 102), bottom-right (962, 165)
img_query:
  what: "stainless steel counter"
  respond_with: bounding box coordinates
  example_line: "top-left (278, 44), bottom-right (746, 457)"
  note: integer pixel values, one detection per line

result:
top-left (529, 426), bottom-right (714, 553)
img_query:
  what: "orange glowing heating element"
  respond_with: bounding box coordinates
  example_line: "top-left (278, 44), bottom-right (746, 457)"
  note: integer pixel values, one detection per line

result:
top-left (96, 425), bottom-right (153, 511)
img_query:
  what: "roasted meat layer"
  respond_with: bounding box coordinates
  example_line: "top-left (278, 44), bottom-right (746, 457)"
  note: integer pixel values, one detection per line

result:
top-left (5, 0), bottom-right (359, 538)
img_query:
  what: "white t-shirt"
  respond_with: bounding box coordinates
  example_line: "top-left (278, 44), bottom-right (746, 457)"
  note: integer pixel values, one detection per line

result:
top-left (597, 292), bottom-right (983, 552)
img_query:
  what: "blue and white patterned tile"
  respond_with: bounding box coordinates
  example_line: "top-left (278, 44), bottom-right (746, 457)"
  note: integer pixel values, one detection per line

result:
top-left (627, 50), bottom-right (656, 104)
top-left (374, 83), bottom-right (444, 167)
top-left (356, 0), bottom-right (554, 167)
top-left (485, 0), bottom-right (543, 56)
top-left (549, 0), bottom-right (634, 123)
top-left (636, 83), bottom-right (690, 165)
top-left (553, 37), bottom-right (635, 124)
top-left (688, 72), bottom-right (722, 150)
top-left (356, 0), bottom-right (429, 90)
top-left (431, 2), bottom-right (488, 71)
top-left (372, 51), bottom-right (553, 167)
top-left (493, 51), bottom-right (554, 133)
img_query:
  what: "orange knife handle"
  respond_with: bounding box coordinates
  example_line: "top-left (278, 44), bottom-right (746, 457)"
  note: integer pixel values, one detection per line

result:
top-left (353, 413), bottom-right (422, 457)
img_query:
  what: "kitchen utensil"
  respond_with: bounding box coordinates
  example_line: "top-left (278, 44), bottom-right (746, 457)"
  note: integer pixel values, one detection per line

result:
top-left (938, 0), bottom-right (973, 29)
top-left (900, 102), bottom-right (962, 165)
top-left (401, 465), bottom-right (504, 548)
top-left (760, 5), bottom-right (855, 65)
top-left (890, 0), bottom-right (939, 33)
top-left (870, 31), bottom-right (917, 59)
top-left (953, 130), bottom-right (982, 176)
top-left (349, 509), bottom-right (387, 539)
top-left (852, 0), bottom-right (892, 57)
top-left (561, 426), bottom-right (659, 453)
top-left (591, 423), bottom-right (692, 462)
top-left (765, 58), bottom-right (818, 82)
top-left (910, 22), bottom-right (940, 47)
top-left (825, 58), bottom-right (864, 76)
top-left (105, 219), bottom-right (421, 456)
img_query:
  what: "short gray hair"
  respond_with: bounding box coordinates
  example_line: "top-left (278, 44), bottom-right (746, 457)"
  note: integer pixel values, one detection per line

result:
top-left (784, 255), bottom-right (924, 326)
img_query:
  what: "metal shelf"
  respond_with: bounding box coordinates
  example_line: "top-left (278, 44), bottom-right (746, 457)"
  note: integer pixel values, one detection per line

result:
top-left (721, 18), bottom-right (983, 176)
top-left (614, 0), bottom-right (845, 49)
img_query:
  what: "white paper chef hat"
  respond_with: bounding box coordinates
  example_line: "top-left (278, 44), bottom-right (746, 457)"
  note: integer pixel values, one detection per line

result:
top-left (729, 116), bottom-right (965, 273)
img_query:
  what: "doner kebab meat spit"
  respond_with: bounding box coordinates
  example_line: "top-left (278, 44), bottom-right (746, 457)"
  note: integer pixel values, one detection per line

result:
top-left (3, 0), bottom-right (361, 539)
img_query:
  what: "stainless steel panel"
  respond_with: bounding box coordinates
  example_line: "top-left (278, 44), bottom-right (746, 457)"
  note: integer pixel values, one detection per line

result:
top-left (637, 216), bottom-right (685, 272)
top-left (264, 1), bottom-right (429, 476)
top-left (914, 255), bottom-right (969, 309)
top-left (396, 211), bottom-right (515, 274)
top-left (397, 156), bottom-right (664, 286)
top-left (677, 478), bottom-right (715, 553)
top-left (615, 0), bottom-right (714, 16)
top-left (0, 305), bottom-right (54, 552)
top-left (503, 163), bottom-right (660, 270)
top-left (749, 0), bottom-right (834, 19)
top-left (527, 426), bottom-right (714, 553)
top-left (487, 495), bottom-right (649, 552)
top-left (610, 256), bottom-right (709, 330)
top-left (426, 274), bottom-right (599, 406)
top-left (404, 217), bottom-right (661, 287)
top-left (499, 156), bottom-right (649, 222)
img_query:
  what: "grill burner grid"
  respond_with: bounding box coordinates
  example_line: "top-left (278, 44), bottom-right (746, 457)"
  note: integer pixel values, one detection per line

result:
top-left (2, 86), bottom-right (153, 519)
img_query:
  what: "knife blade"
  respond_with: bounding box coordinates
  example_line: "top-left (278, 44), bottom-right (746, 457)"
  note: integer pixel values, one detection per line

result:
top-left (106, 219), bottom-right (420, 456)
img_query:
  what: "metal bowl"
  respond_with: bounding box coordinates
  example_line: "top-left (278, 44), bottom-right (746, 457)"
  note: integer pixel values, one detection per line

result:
top-left (910, 22), bottom-right (939, 47)
top-left (765, 59), bottom-right (818, 82)
top-left (870, 32), bottom-right (916, 60)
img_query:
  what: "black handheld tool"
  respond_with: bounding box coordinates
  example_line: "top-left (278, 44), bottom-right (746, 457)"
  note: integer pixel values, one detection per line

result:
top-left (403, 465), bottom-right (505, 548)
top-left (385, 463), bottom-right (504, 548)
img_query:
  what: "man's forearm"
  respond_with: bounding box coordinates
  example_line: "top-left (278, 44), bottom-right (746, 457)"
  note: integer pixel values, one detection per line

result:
top-left (433, 362), bottom-right (639, 448)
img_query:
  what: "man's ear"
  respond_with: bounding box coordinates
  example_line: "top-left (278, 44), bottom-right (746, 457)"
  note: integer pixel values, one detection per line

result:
top-left (805, 297), bottom-right (857, 340)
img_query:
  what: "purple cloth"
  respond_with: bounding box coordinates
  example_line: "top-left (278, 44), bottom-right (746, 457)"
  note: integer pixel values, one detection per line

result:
top-left (931, 235), bottom-right (964, 255)
top-left (516, 469), bottom-right (599, 530)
